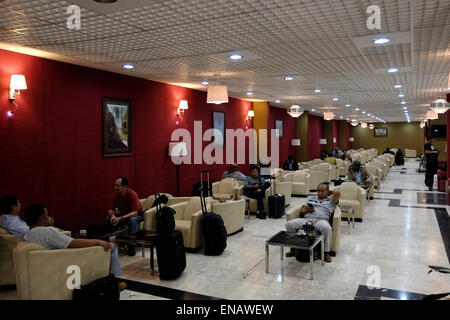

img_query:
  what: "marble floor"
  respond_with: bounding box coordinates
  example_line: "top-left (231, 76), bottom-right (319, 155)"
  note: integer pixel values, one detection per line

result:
top-left (1, 158), bottom-right (449, 300)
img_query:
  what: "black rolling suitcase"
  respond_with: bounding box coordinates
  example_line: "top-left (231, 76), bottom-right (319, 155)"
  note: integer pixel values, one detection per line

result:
top-left (268, 176), bottom-right (285, 218)
top-left (199, 170), bottom-right (227, 256)
top-left (154, 194), bottom-right (186, 280)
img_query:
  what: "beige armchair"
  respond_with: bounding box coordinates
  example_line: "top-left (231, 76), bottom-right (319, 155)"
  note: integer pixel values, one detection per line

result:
top-left (380, 154), bottom-right (395, 167)
top-left (336, 159), bottom-right (350, 177)
top-left (210, 199), bottom-right (246, 235)
top-left (212, 179), bottom-right (240, 200)
top-left (405, 149), bottom-right (417, 158)
top-left (13, 241), bottom-right (110, 300)
top-left (283, 171), bottom-right (311, 196)
top-left (0, 226), bottom-right (24, 286)
top-left (286, 205), bottom-right (342, 255)
top-left (306, 166), bottom-right (327, 190)
top-left (333, 182), bottom-right (366, 221)
top-left (169, 198), bottom-right (210, 250)
top-left (376, 156), bottom-right (391, 172)
top-left (273, 181), bottom-right (292, 206)
top-left (365, 164), bottom-right (382, 190)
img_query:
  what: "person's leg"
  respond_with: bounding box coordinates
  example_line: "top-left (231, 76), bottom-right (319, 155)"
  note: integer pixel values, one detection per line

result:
top-left (128, 216), bottom-right (144, 235)
top-left (285, 218), bottom-right (307, 257)
top-left (109, 243), bottom-right (122, 277)
top-left (314, 220), bottom-right (332, 262)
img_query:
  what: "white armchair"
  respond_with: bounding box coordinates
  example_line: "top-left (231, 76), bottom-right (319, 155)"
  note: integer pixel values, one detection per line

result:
top-left (336, 159), bottom-right (350, 177)
top-left (283, 171), bottom-right (311, 196)
top-left (210, 199), bottom-right (246, 235)
top-left (305, 167), bottom-right (327, 191)
top-left (333, 182), bottom-right (366, 221)
top-left (212, 179), bottom-right (240, 200)
top-left (13, 241), bottom-right (110, 300)
top-left (286, 205), bottom-right (342, 255)
top-left (365, 164), bottom-right (382, 190)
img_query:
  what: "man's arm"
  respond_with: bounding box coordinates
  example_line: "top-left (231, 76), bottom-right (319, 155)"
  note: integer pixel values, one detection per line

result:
top-left (330, 190), bottom-right (340, 204)
top-left (300, 205), bottom-right (313, 217)
top-left (69, 238), bottom-right (111, 251)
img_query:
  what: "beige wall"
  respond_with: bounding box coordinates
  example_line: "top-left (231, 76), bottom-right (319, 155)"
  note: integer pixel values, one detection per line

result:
top-left (352, 122), bottom-right (425, 156)
top-left (338, 121), bottom-right (348, 151)
top-left (296, 112), bottom-right (308, 162)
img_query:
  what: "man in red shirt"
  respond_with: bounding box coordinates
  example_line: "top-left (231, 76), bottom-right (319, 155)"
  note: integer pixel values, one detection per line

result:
top-left (106, 176), bottom-right (143, 235)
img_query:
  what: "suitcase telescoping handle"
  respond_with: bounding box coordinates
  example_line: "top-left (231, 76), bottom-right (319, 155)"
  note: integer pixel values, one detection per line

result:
top-left (199, 170), bottom-right (210, 214)
top-left (199, 170), bottom-right (210, 197)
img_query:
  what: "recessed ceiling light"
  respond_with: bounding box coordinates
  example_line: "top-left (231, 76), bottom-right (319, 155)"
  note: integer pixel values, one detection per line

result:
top-left (229, 54), bottom-right (243, 60)
top-left (339, 116), bottom-right (344, 119)
top-left (388, 68), bottom-right (399, 73)
top-left (345, 104), bottom-right (351, 107)
top-left (367, 113), bottom-right (371, 116)
top-left (373, 38), bottom-right (390, 44)
top-left (362, 111), bottom-right (366, 114)
top-left (355, 108), bottom-right (360, 111)
top-left (275, 99), bottom-right (281, 103)
top-left (401, 101), bottom-right (406, 105)
top-left (403, 107), bottom-right (408, 110)
top-left (394, 84), bottom-right (403, 88)
top-left (94, 0), bottom-right (117, 3)
top-left (123, 64), bottom-right (134, 69)
top-left (284, 76), bottom-right (294, 81)
top-left (246, 91), bottom-right (253, 96)
top-left (333, 97), bottom-right (339, 101)
top-left (398, 94), bottom-right (405, 98)
top-left (314, 89), bottom-right (321, 93)
top-left (201, 80), bottom-right (209, 85)
top-left (311, 108), bottom-right (316, 112)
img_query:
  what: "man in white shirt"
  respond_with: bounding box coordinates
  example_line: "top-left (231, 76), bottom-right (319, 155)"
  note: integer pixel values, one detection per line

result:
top-left (23, 204), bottom-right (126, 291)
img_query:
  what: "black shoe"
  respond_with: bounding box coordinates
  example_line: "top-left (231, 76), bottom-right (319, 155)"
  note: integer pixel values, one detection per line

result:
top-left (127, 245), bottom-right (136, 256)
top-left (428, 187), bottom-right (433, 191)
top-left (256, 213), bottom-right (267, 220)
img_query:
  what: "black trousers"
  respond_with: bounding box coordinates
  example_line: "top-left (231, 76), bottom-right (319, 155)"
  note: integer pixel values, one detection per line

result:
top-left (245, 182), bottom-right (271, 211)
top-left (425, 164), bottom-right (437, 188)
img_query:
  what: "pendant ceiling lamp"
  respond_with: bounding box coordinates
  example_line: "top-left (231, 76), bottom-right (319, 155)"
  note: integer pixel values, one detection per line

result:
top-left (361, 122), bottom-right (368, 128)
top-left (207, 75), bottom-right (228, 104)
top-left (287, 105), bottom-right (304, 118)
top-left (426, 109), bottom-right (438, 120)
top-left (369, 124), bottom-right (374, 130)
top-left (351, 119), bottom-right (359, 127)
top-left (324, 112), bottom-right (334, 121)
top-left (430, 98), bottom-right (450, 114)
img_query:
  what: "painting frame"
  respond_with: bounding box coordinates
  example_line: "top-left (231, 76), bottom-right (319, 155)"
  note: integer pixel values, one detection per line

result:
top-left (275, 119), bottom-right (284, 138)
top-left (102, 97), bottom-right (132, 157)
top-left (212, 110), bottom-right (226, 147)
top-left (374, 127), bottom-right (388, 137)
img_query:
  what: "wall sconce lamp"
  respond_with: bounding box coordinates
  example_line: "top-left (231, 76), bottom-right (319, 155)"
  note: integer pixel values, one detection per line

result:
top-left (291, 139), bottom-right (301, 147)
top-left (177, 100), bottom-right (188, 117)
top-left (246, 109), bottom-right (254, 120)
top-left (8, 75), bottom-right (27, 115)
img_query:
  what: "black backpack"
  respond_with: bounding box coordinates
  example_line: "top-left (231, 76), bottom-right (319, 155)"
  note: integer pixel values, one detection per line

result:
top-left (72, 274), bottom-right (119, 301)
top-left (156, 206), bottom-right (176, 235)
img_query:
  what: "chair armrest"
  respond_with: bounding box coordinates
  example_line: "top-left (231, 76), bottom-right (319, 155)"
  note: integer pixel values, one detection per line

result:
top-left (282, 173), bottom-right (293, 182)
top-left (190, 210), bottom-right (204, 247)
top-left (169, 202), bottom-right (188, 220)
top-left (285, 206), bottom-right (302, 221)
top-left (143, 207), bottom-right (158, 231)
top-left (167, 197), bottom-right (197, 206)
top-left (212, 182), bottom-right (220, 195)
top-left (333, 206), bottom-right (341, 227)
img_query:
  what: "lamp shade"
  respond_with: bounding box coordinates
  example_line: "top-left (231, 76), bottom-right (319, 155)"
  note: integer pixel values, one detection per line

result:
top-left (419, 121), bottom-right (425, 128)
top-left (10, 75), bottom-right (27, 90)
top-left (351, 120), bottom-right (359, 126)
top-left (287, 105), bottom-right (303, 118)
top-left (291, 139), bottom-right (301, 146)
top-left (247, 110), bottom-right (254, 118)
top-left (430, 98), bottom-right (450, 114)
top-left (319, 139), bottom-right (327, 145)
top-left (168, 142), bottom-right (188, 157)
top-left (179, 100), bottom-right (188, 110)
top-left (361, 122), bottom-right (368, 128)
top-left (324, 112), bottom-right (334, 121)
top-left (333, 137), bottom-right (336, 143)
top-left (426, 109), bottom-right (438, 120)
top-left (349, 137), bottom-right (355, 142)
top-left (207, 85), bottom-right (228, 104)
top-left (369, 124), bottom-right (375, 130)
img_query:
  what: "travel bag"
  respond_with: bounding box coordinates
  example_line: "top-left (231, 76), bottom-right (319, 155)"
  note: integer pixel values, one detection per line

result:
top-left (268, 176), bottom-right (285, 218)
top-left (199, 170), bottom-right (227, 256)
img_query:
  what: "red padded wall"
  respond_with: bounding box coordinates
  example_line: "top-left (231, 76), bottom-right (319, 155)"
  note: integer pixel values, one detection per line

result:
top-left (268, 105), bottom-right (297, 164)
top-left (0, 49), bottom-right (252, 229)
top-left (307, 114), bottom-right (324, 160)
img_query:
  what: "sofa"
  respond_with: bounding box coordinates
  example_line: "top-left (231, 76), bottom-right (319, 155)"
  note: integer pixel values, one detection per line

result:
top-left (285, 205), bottom-right (342, 255)
top-left (0, 226), bottom-right (24, 286)
top-left (14, 241), bottom-right (110, 300)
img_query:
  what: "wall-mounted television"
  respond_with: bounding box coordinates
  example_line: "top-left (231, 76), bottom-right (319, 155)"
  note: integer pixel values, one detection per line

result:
top-left (431, 125), bottom-right (446, 138)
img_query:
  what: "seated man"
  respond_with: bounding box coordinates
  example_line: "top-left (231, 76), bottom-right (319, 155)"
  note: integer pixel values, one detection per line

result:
top-left (332, 148), bottom-right (343, 159)
top-left (222, 163), bottom-right (246, 181)
top-left (347, 160), bottom-right (373, 198)
top-left (23, 204), bottom-right (126, 291)
top-left (244, 165), bottom-right (271, 220)
top-left (283, 155), bottom-right (299, 171)
top-left (106, 176), bottom-right (143, 235)
top-left (383, 147), bottom-right (395, 155)
top-left (285, 183), bottom-right (340, 263)
top-left (0, 195), bottom-right (54, 238)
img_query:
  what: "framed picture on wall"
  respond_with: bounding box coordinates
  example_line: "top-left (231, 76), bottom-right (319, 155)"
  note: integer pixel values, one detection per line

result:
top-left (374, 127), bottom-right (388, 137)
top-left (275, 119), bottom-right (284, 138)
top-left (102, 97), bottom-right (132, 157)
top-left (212, 110), bottom-right (225, 147)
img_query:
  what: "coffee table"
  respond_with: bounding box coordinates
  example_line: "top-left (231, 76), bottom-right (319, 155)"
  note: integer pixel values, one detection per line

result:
top-left (71, 225), bottom-right (128, 241)
top-left (265, 231), bottom-right (324, 280)
top-left (116, 230), bottom-right (158, 276)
